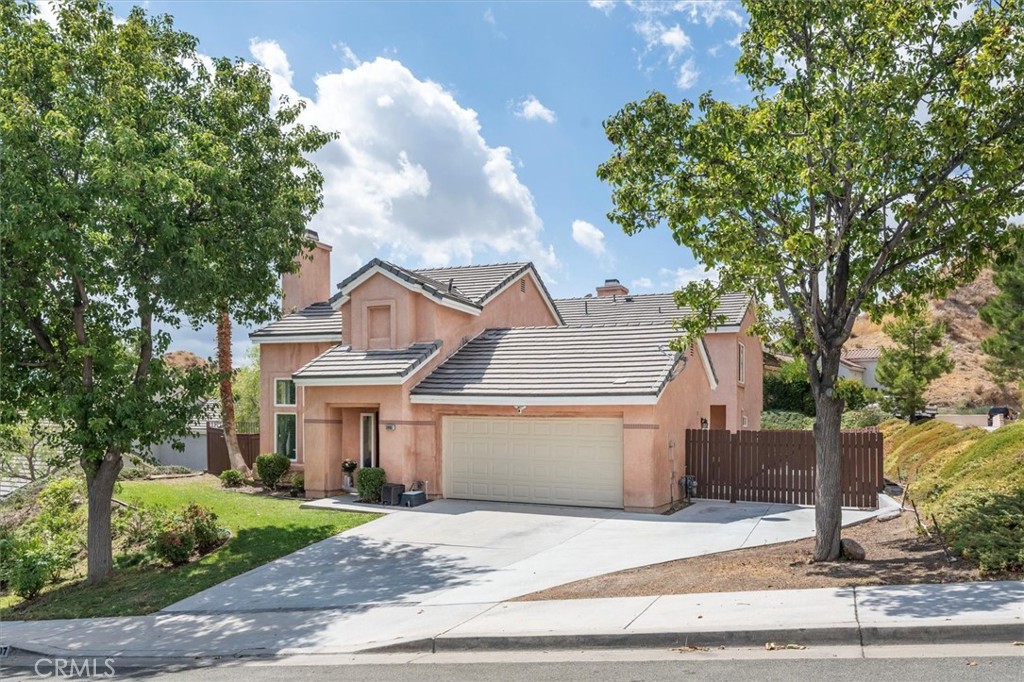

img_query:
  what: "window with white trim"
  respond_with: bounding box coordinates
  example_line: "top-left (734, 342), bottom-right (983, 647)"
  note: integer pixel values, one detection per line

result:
top-left (275, 378), bottom-right (296, 406)
top-left (275, 413), bottom-right (297, 460)
top-left (737, 342), bottom-right (746, 384)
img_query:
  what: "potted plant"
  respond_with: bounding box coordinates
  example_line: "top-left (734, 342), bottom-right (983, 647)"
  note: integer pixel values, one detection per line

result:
top-left (341, 459), bottom-right (358, 490)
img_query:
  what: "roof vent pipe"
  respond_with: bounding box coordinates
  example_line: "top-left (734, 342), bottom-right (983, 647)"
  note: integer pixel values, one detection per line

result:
top-left (584, 300), bottom-right (589, 315)
top-left (447, 278), bottom-right (454, 292)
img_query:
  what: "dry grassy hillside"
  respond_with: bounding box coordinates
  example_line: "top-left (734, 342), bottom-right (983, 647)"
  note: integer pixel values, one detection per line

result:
top-left (162, 349), bottom-right (207, 370)
top-left (847, 271), bottom-right (1020, 408)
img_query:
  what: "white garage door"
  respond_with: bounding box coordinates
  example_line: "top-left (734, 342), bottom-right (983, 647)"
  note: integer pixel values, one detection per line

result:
top-left (443, 417), bottom-right (623, 508)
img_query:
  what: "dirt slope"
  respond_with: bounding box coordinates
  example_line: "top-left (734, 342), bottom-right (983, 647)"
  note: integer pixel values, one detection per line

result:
top-left (846, 271), bottom-right (1019, 408)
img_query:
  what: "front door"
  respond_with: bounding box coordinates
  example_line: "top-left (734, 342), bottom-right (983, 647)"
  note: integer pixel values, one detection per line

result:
top-left (360, 412), bottom-right (378, 468)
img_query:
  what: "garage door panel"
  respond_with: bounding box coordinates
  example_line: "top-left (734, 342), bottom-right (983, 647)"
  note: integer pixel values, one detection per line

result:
top-left (444, 417), bottom-right (623, 509)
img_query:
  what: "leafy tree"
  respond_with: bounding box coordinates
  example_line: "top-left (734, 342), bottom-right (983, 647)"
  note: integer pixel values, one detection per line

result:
top-left (598, 0), bottom-right (1024, 560)
top-left (233, 346), bottom-right (261, 429)
top-left (980, 235), bottom-right (1024, 395)
top-left (0, 421), bottom-right (63, 482)
top-left (875, 309), bottom-right (954, 419)
top-left (764, 358), bottom-right (816, 415)
top-left (0, 1), bottom-right (330, 583)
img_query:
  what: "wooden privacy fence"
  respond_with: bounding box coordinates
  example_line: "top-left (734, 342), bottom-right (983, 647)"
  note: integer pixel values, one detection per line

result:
top-left (206, 424), bottom-right (261, 475)
top-left (684, 429), bottom-right (883, 509)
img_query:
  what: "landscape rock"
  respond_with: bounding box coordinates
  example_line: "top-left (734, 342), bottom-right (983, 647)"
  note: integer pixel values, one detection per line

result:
top-left (876, 510), bottom-right (902, 523)
top-left (841, 538), bottom-right (866, 561)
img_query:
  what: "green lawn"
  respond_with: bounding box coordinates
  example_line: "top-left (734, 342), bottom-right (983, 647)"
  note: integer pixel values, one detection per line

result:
top-left (1, 475), bottom-right (378, 620)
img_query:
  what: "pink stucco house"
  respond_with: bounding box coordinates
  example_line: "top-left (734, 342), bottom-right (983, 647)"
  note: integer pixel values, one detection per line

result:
top-left (251, 233), bottom-right (762, 513)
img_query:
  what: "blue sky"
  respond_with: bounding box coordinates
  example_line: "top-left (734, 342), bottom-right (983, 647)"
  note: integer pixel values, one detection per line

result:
top-left (98, 0), bottom-right (753, 359)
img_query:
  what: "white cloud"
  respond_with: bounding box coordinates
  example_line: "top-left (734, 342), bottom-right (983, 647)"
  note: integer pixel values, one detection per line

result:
top-left (249, 38), bottom-right (295, 98)
top-left (676, 57), bottom-right (700, 89)
top-left (659, 24), bottom-right (692, 58)
top-left (335, 42), bottom-right (361, 68)
top-left (635, 20), bottom-right (692, 63)
top-left (248, 41), bottom-right (558, 273)
top-left (660, 264), bottom-right (718, 289)
top-left (571, 220), bottom-right (607, 257)
top-left (588, 0), bottom-right (615, 14)
top-left (670, 0), bottom-right (745, 27)
top-left (631, 277), bottom-right (654, 290)
top-left (484, 8), bottom-right (496, 25)
top-left (515, 95), bottom-right (557, 124)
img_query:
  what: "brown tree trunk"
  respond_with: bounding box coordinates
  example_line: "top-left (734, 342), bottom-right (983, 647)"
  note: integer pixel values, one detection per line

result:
top-left (84, 449), bottom-right (123, 584)
top-left (811, 346), bottom-right (845, 562)
top-left (217, 310), bottom-right (248, 474)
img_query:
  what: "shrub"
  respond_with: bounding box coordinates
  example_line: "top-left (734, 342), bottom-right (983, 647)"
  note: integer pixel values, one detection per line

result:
top-left (255, 453), bottom-right (291, 489)
top-left (178, 503), bottom-right (227, 555)
top-left (761, 410), bottom-right (815, 431)
top-left (113, 502), bottom-right (165, 549)
top-left (219, 469), bottom-right (244, 487)
top-left (835, 378), bottom-right (873, 411)
top-left (356, 467), bottom-right (387, 502)
top-left (842, 406), bottom-right (893, 429)
top-left (33, 477), bottom-right (84, 537)
top-left (341, 459), bottom-right (358, 474)
top-left (939, 488), bottom-right (1024, 574)
top-left (763, 359), bottom-right (816, 415)
top-left (152, 528), bottom-right (195, 566)
top-left (290, 472), bottom-right (304, 492)
top-left (7, 541), bottom-right (63, 600)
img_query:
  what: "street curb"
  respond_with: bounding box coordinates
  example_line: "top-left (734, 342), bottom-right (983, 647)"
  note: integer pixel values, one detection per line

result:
top-left (362, 622), bottom-right (1024, 654)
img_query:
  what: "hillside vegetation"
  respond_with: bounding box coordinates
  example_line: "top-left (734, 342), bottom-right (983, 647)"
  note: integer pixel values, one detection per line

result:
top-left (881, 419), bottom-right (1024, 573)
top-left (848, 271), bottom-right (1020, 408)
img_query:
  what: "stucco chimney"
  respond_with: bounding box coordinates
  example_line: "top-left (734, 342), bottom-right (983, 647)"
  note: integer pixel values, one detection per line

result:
top-left (596, 278), bottom-right (629, 298)
top-left (282, 230), bottom-right (332, 313)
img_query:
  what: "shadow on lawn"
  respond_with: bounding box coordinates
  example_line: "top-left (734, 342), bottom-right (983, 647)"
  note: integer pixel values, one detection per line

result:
top-left (2, 522), bottom-right (382, 620)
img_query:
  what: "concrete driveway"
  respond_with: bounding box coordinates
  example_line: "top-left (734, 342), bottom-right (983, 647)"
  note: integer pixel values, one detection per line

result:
top-left (163, 498), bottom-right (882, 614)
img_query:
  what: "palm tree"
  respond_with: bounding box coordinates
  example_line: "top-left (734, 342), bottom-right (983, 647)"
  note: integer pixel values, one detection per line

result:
top-left (217, 309), bottom-right (249, 474)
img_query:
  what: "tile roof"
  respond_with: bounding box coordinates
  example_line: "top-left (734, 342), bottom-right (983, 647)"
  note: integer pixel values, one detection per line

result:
top-left (329, 259), bottom-right (553, 311)
top-left (554, 291), bottom-right (751, 328)
top-left (842, 347), bottom-right (883, 361)
top-left (293, 341), bottom-right (441, 383)
top-left (412, 262), bottom-right (535, 303)
top-left (250, 302), bottom-right (342, 340)
top-left (412, 325), bottom-right (704, 399)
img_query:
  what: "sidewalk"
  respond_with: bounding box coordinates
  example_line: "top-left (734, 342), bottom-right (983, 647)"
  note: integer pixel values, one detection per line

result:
top-left (2, 581), bottom-right (1021, 661)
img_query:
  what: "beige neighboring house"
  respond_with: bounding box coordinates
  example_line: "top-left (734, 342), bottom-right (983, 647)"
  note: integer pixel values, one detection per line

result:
top-left (250, 233), bottom-right (762, 513)
top-left (840, 347), bottom-right (883, 389)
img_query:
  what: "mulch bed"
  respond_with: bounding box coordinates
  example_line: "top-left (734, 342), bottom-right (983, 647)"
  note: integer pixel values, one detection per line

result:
top-left (518, 511), bottom-right (1016, 602)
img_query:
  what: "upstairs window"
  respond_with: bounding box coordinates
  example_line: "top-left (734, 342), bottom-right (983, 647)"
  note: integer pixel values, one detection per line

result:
top-left (737, 342), bottom-right (746, 384)
top-left (275, 378), bottom-right (296, 406)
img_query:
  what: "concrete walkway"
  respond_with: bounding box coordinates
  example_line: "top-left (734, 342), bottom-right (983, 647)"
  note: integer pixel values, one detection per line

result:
top-left (162, 497), bottom-right (888, 613)
top-left (3, 582), bottom-right (1020, 658)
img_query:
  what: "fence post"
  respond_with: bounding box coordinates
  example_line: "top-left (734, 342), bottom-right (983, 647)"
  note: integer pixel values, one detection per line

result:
top-left (729, 431), bottom-right (738, 503)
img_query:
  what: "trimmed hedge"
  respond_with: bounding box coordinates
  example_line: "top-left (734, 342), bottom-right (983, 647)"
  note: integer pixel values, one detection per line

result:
top-left (255, 453), bottom-right (291, 489)
top-left (356, 467), bottom-right (387, 503)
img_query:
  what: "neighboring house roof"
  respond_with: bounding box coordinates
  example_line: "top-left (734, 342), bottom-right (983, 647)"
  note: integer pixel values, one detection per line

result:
top-left (293, 341), bottom-right (442, 386)
top-left (840, 357), bottom-right (866, 371)
top-left (554, 291), bottom-right (751, 330)
top-left (328, 259), bottom-right (564, 322)
top-left (250, 302), bottom-right (343, 343)
top-left (843, 347), bottom-right (883, 361)
top-left (410, 325), bottom-right (717, 405)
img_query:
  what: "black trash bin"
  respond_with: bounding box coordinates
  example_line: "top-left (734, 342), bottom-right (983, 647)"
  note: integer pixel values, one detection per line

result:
top-left (380, 483), bottom-right (406, 506)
